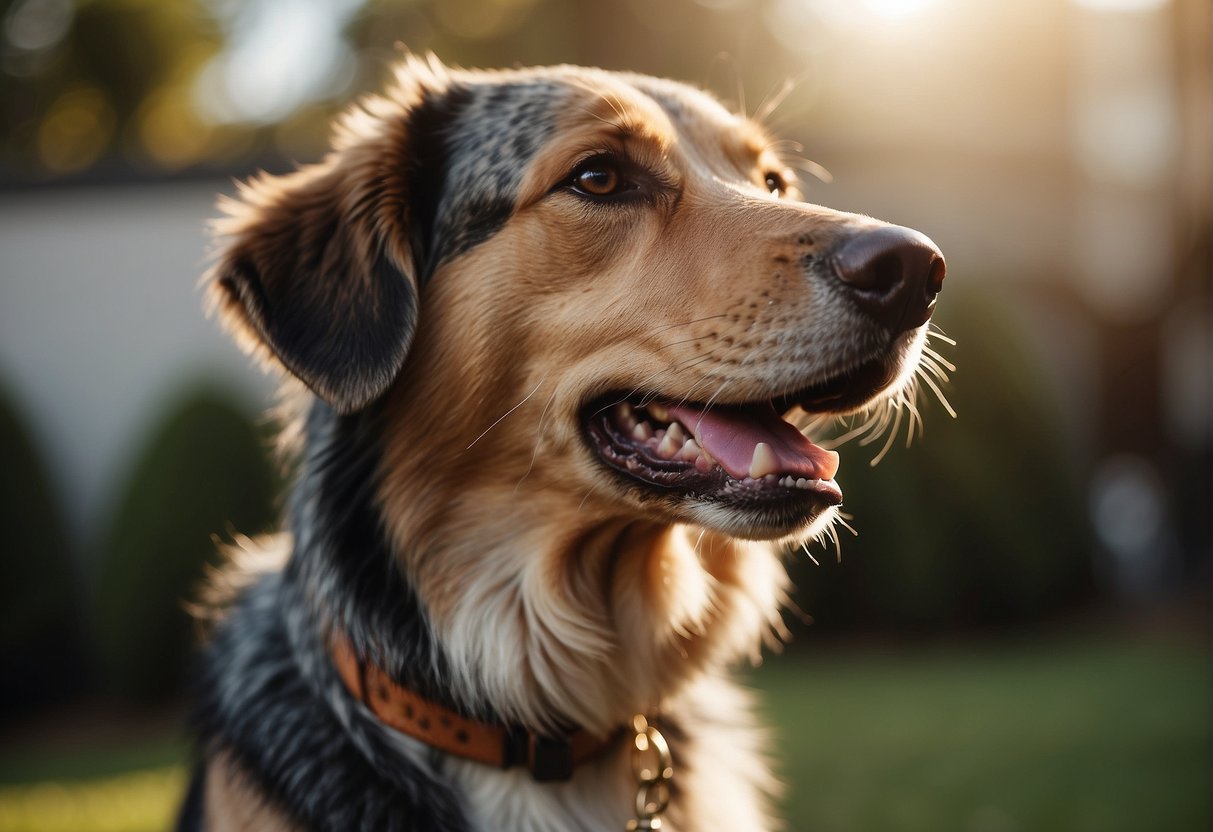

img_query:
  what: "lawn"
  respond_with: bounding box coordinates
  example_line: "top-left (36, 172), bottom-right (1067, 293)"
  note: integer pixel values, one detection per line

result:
top-left (0, 633), bottom-right (1206, 831)
top-left (754, 635), bottom-right (1210, 831)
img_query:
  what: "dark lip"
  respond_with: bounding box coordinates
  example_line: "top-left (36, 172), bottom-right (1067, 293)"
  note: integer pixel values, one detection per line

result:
top-left (771, 354), bottom-right (901, 415)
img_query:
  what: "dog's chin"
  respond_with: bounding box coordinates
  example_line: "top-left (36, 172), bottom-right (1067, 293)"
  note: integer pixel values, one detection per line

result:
top-left (581, 341), bottom-right (921, 540)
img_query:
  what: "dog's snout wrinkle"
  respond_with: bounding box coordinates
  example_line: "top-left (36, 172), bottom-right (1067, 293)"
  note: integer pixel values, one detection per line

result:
top-left (829, 225), bottom-right (946, 334)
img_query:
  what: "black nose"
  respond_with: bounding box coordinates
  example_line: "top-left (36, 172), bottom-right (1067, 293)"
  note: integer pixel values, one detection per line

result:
top-left (830, 225), bottom-right (946, 333)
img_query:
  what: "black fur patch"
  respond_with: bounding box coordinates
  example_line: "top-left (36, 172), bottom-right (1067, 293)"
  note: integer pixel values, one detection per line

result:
top-left (191, 401), bottom-right (475, 830)
top-left (221, 243), bottom-right (419, 414)
top-left (405, 85), bottom-right (473, 283)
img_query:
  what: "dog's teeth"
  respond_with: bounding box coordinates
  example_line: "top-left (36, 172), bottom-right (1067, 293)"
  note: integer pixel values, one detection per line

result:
top-left (677, 438), bottom-right (701, 461)
top-left (764, 474), bottom-right (778, 484)
top-left (666, 421), bottom-right (686, 443)
top-left (632, 421), bottom-right (654, 441)
top-left (796, 477), bottom-right (810, 489)
top-left (779, 476), bottom-right (793, 487)
top-left (619, 402), bottom-right (635, 422)
top-left (748, 442), bottom-right (779, 478)
top-left (648, 403), bottom-right (670, 422)
top-left (658, 431), bottom-right (682, 459)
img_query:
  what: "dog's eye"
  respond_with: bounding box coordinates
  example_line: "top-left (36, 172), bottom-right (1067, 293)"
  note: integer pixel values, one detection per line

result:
top-left (575, 166), bottom-right (620, 196)
top-left (764, 171), bottom-right (787, 196)
top-left (567, 157), bottom-right (634, 199)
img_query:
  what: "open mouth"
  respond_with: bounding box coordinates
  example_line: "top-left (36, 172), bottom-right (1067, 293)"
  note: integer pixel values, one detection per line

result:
top-left (582, 355), bottom-right (903, 523)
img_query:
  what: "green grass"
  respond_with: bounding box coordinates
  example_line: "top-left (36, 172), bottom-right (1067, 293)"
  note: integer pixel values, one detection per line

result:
top-left (0, 634), bottom-right (1206, 831)
top-left (752, 636), bottom-right (1211, 832)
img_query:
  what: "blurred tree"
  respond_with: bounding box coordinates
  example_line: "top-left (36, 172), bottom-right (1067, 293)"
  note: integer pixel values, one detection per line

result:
top-left (93, 386), bottom-right (280, 701)
top-left (2, 0), bottom-right (797, 179)
top-left (1, 0), bottom-right (222, 175)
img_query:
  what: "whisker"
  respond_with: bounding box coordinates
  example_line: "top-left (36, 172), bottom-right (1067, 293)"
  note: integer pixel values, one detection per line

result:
top-left (869, 400), bottom-right (903, 466)
top-left (921, 345), bottom-right (956, 373)
top-left (787, 157), bottom-right (835, 185)
top-left (925, 325), bottom-right (957, 346)
top-left (767, 138), bottom-right (805, 154)
top-left (834, 512), bottom-right (858, 538)
top-left (466, 376), bottom-right (546, 450)
top-left (828, 523), bottom-right (842, 563)
top-left (515, 386), bottom-right (560, 491)
top-left (800, 541), bottom-right (820, 567)
top-left (577, 483), bottom-right (600, 512)
top-left (918, 371), bottom-right (957, 418)
top-left (754, 76), bottom-right (799, 125)
top-left (918, 355), bottom-right (952, 383)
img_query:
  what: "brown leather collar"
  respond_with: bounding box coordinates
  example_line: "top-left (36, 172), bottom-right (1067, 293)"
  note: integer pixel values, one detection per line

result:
top-left (329, 633), bottom-right (617, 782)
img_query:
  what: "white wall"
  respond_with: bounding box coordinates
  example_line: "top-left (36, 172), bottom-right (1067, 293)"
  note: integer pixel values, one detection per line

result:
top-left (0, 182), bottom-right (276, 559)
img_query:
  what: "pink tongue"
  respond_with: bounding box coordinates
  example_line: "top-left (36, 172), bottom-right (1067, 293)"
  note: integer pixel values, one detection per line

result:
top-left (665, 403), bottom-right (840, 481)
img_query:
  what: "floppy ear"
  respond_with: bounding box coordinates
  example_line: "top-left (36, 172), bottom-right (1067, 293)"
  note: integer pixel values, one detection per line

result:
top-left (207, 80), bottom-right (437, 414)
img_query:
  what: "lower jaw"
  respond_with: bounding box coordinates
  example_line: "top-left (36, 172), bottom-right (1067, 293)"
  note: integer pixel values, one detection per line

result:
top-left (680, 487), bottom-right (842, 541)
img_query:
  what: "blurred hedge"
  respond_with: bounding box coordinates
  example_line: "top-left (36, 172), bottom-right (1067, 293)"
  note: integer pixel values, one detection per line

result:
top-left (0, 386), bottom-right (84, 716)
top-left (93, 387), bottom-right (280, 701)
top-left (791, 285), bottom-right (1094, 633)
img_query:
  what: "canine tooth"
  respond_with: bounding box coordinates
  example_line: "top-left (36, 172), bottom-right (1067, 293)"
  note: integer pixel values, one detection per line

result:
top-left (666, 421), bottom-right (686, 443)
top-left (658, 431), bottom-right (682, 458)
top-left (619, 402), bottom-right (635, 422)
top-left (632, 421), bottom-right (654, 441)
top-left (748, 442), bottom-right (779, 479)
top-left (648, 403), bottom-right (670, 422)
top-left (678, 438), bottom-right (701, 461)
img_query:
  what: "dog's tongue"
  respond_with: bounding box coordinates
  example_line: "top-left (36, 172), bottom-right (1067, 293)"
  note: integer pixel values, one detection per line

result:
top-left (665, 403), bottom-right (840, 481)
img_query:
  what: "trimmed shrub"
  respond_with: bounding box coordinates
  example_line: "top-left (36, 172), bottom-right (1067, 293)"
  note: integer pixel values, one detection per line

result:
top-left (0, 386), bottom-right (83, 715)
top-left (94, 387), bottom-right (280, 701)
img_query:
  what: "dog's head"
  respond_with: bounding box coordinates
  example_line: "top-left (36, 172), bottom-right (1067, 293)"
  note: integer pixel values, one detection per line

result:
top-left (209, 54), bottom-right (945, 550)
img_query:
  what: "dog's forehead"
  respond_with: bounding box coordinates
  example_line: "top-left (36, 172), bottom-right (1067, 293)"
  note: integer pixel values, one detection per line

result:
top-left (421, 69), bottom-right (763, 272)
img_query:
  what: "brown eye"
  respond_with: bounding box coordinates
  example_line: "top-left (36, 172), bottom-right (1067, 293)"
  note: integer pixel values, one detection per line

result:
top-left (764, 171), bottom-right (787, 196)
top-left (574, 164), bottom-right (622, 196)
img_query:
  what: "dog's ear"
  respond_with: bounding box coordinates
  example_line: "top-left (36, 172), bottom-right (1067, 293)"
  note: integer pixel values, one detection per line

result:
top-left (207, 62), bottom-right (451, 413)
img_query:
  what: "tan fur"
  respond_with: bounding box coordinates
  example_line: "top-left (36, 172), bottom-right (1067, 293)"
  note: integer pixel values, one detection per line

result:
top-left (202, 56), bottom-right (931, 831)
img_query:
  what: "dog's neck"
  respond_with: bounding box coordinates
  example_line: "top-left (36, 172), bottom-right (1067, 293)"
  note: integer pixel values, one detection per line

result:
top-left (286, 396), bottom-right (789, 736)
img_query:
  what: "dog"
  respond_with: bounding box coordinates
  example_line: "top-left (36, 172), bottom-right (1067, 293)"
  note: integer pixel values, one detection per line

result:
top-left (178, 55), bottom-right (946, 831)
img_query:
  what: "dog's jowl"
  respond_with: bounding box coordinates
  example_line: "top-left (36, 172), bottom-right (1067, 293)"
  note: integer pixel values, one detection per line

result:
top-left (180, 55), bottom-right (946, 832)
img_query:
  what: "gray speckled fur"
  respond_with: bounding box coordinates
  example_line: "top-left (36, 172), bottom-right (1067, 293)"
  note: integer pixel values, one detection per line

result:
top-left (425, 80), bottom-right (566, 273)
